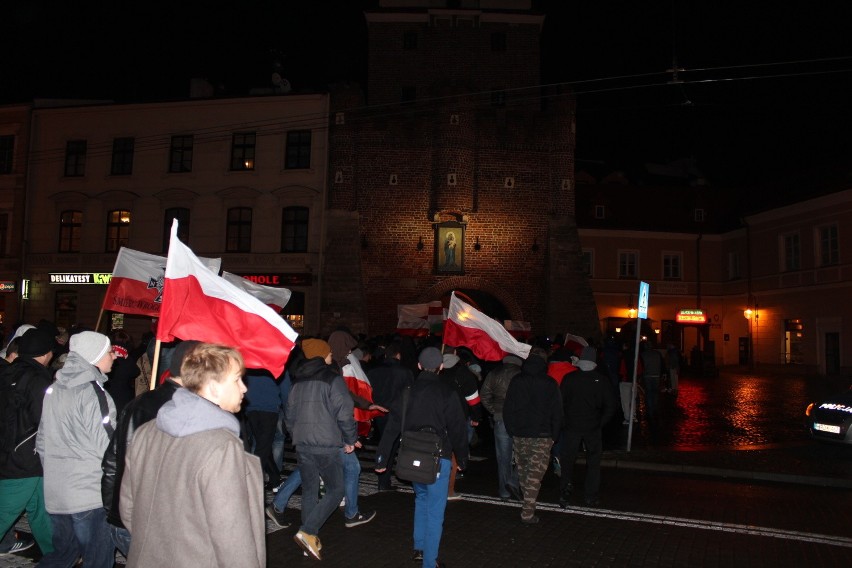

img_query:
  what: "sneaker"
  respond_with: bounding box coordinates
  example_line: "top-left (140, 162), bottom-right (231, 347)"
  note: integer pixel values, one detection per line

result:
top-left (293, 531), bottom-right (322, 561)
top-left (344, 510), bottom-right (376, 528)
top-left (521, 515), bottom-right (540, 525)
top-left (412, 550), bottom-right (424, 562)
top-left (265, 505), bottom-right (290, 529)
top-left (5, 532), bottom-right (35, 554)
top-left (504, 483), bottom-right (522, 501)
top-left (447, 492), bottom-right (462, 501)
top-left (552, 457), bottom-right (561, 477)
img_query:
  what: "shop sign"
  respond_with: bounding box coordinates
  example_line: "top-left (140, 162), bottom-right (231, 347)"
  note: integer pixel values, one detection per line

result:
top-left (238, 273), bottom-right (311, 287)
top-left (676, 308), bottom-right (707, 324)
top-left (49, 273), bottom-right (112, 285)
top-left (0, 281), bottom-right (15, 292)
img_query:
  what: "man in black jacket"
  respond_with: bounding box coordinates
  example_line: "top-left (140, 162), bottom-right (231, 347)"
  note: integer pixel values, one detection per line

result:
top-left (0, 329), bottom-right (57, 556)
top-left (558, 346), bottom-right (617, 508)
top-left (100, 339), bottom-right (198, 556)
top-left (503, 347), bottom-right (562, 525)
top-left (376, 347), bottom-right (467, 568)
top-left (367, 340), bottom-right (414, 491)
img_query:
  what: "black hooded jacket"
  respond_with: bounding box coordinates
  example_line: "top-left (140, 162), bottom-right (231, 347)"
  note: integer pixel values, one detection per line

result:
top-left (0, 358), bottom-right (53, 479)
top-left (503, 355), bottom-right (563, 440)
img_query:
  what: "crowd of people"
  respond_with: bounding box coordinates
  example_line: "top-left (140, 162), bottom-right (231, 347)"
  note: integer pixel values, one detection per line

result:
top-left (0, 319), bottom-right (682, 568)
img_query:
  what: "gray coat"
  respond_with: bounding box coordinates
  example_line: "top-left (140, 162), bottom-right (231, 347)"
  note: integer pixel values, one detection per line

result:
top-left (37, 352), bottom-right (116, 514)
top-left (120, 388), bottom-right (265, 568)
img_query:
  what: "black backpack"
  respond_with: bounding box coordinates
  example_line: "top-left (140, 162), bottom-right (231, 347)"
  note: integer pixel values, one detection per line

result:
top-left (0, 370), bottom-right (36, 463)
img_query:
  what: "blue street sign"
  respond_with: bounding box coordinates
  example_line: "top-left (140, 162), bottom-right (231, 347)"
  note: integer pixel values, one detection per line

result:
top-left (637, 281), bottom-right (650, 319)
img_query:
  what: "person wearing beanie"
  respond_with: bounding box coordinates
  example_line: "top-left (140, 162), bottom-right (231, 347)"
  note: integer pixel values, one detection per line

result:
top-left (284, 338), bottom-right (357, 560)
top-left (376, 346), bottom-right (467, 568)
top-left (558, 343), bottom-right (617, 508)
top-left (37, 330), bottom-right (117, 568)
top-left (101, 339), bottom-right (200, 557)
top-left (0, 328), bottom-right (57, 558)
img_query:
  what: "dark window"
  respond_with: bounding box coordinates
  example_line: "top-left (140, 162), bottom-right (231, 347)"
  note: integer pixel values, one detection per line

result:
top-left (0, 135), bottom-right (14, 174)
top-left (401, 86), bottom-right (416, 104)
top-left (226, 207), bottom-right (252, 252)
top-left (594, 205), bottom-right (605, 219)
top-left (491, 32), bottom-right (507, 52)
top-left (169, 135), bottom-right (194, 173)
top-left (230, 133), bottom-right (256, 171)
top-left (64, 140), bottom-right (87, 177)
top-left (491, 90), bottom-right (506, 107)
top-left (106, 209), bottom-right (131, 252)
top-left (163, 207), bottom-right (190, 252)
top-left (663, 253), bottom-right (682, 280)
top-left (111, 137), bottom-right (135, 175)
top-left (282, 207), bottom-right (309, 252)
top-left (618, 251), bottom-right (638, 279)
top-left (285, 130), bottom-right (312, 169)
top-left (59, 210), bottom-right (82, 252)
top-left (819, 224), bottom-right (839, 266)
top-left (403, 31), bottom-right (418, 50)
top-left (784, 233), bottom-right (800, 271)
top-left (0, 213), bottom-right (8, 256)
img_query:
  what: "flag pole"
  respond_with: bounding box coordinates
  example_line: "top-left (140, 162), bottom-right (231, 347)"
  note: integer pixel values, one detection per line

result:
top-left (94, 308), bottom-right (105, 334)
top-left (149, 338), bottom-right (162, 391)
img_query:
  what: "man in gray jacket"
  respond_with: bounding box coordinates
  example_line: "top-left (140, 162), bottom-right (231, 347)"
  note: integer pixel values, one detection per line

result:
top-left (480, 354), bottom-right (522, 501)
top-left (37, 331), bottom-right (116, 568)
top-left (286, 338), bottom-right (356, 561)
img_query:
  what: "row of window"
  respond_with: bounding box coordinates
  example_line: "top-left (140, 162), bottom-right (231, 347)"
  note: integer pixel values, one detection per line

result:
top-left (782, 225), bottom-right (839, 271)
top-left (62, 130), bottom-right (313, 177)
top-left (58, 206), bottom-right (310, 254)
top-left (580, 250), bottom-right (684, 280)
top-left (402, 31), bottom-right (507, 52)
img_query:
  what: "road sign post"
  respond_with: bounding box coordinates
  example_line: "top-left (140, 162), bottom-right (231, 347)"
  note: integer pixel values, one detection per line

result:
top-left (627, 281), bottom-right (650, 451)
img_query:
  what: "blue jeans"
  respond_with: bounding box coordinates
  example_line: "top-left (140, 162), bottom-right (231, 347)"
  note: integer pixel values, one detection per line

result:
top-left (40, 508), bottom-right (114, 568)
top-left (492, 419), bottom-right (519, 498)
top-left (297, 450), bottom-right (344, 536)
top-left (272, 468), bottom-right (302, 512)
top-left (413, 458), bottom-right (451, 568)
top-left (109, 524), bottom-right (131, 557)
top-left (643, 375), bottom-right (660, 419)
top-left (341, 448), bottom-right (361, 520)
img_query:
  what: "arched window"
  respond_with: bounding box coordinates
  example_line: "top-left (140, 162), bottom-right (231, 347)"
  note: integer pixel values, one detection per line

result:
top-left (163, 207), bottom-right (190, 252)
top-left (226, 207), bottom-right (252, 252)
top-left (59, 210), bottom-right (82, 252)
top-left (281, 207), bottom-right (308, 252)
top-left (106, 210), bottom-right (131, 252)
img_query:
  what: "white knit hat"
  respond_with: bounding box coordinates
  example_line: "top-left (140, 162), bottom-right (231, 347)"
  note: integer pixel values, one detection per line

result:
top-left (70, 331), bottom-right (112, 365)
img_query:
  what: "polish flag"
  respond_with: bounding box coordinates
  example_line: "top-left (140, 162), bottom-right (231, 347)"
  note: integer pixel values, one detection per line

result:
top-left (101, 247), bottom-right (221, 317)
top-left (443, 292), bottom-right (531, 361)
top-left (221, 272), bottom-right (291, 313)
top-left (341, 353), bottom-right (381, 437)
top-left (157, 221), bottom-right (298, 376)
top-left (396, 301), bottom-right (445, 336)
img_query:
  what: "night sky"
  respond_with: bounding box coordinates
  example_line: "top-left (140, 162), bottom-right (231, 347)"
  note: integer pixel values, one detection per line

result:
top-left (6, 1), bottom-right (852, 198)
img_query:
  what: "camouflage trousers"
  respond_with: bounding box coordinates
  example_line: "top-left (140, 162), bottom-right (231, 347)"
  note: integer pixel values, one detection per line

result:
top-left (513, 436), bottom-right (553, 520)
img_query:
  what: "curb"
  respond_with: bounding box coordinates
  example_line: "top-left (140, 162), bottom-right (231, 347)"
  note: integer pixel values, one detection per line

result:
top-left (597, 457), bottom-right (852, 489)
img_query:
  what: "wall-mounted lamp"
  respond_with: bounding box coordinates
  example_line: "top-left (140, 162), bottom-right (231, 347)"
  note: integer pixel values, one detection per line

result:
top-left (531, 238), bottom-right (539, 252)
top-left (361, 235), bottom-right (368, 250)
top-left (614, 327), bottom-right (621, 333)
top-left (474, 236), bottom-right (481, 251)
top-left (416, 236), bottom-right (424, 251)
top-left (627, 307), bottom-right (637, 319)
top-left (654, 329), bottom-right (660, 334)
top-left (743, 308), bottom-right (753, 320)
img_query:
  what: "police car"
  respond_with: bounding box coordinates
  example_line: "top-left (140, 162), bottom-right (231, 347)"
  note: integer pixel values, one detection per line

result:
top-left (805, 387), bottom-right (852, 444)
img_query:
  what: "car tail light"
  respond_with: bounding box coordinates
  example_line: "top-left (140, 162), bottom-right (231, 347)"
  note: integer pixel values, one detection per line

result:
top-left (805, 403), bottom-right (814, 417)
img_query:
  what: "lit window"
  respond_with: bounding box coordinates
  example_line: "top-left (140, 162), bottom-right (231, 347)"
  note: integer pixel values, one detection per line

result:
top-left (230, 133), bottom-right (256, 171)
top-left (106, 210), bottom-right (131, 252)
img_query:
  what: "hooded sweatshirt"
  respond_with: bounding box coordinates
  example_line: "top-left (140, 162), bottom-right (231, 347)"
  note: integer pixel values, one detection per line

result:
top-left (37, 351), bottom-right (116, 514)
top-left (120, 388), bottom-right (265, 568)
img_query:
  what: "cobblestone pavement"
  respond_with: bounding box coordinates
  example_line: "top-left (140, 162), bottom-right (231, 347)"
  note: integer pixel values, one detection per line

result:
top-left (4, 366), bottom-right (851, 566)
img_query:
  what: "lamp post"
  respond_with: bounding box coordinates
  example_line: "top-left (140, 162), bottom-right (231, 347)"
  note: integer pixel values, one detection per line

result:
top-left (743, 297), bottom-right (758, 369)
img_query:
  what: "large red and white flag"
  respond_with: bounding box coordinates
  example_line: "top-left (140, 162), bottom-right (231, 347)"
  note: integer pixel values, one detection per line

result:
top-left (396, 301), bottom-right (445, 336)
top-left (443, 292), bottom-right (531, 361)
top-left (157, 221), bottom-right (298, 376)
top-left (101, 247), bottom-right (220, 317)
top-left (222, 272), bottom-right (291, 313)
top-left (341, 353), bottom-right (381, 436)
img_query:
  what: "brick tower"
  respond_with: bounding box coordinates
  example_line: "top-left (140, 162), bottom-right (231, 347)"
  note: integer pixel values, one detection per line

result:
top-left (322, 0), bottom-right (599, 341)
